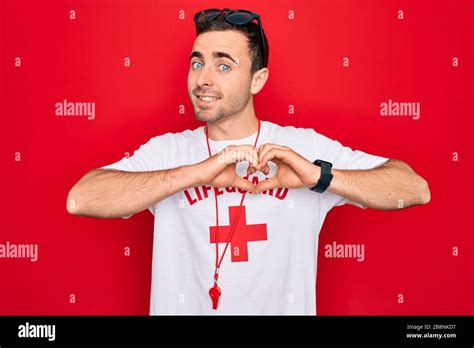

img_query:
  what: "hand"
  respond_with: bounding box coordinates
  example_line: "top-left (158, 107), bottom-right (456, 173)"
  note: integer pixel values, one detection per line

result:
top-left (251, 144), bottom-right (321, 194)
top-left (196, 145), bottom-right (261, 193)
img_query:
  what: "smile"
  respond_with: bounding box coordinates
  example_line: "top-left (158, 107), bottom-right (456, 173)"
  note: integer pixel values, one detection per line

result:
top-left (197, 96), bottom-right (220, 102)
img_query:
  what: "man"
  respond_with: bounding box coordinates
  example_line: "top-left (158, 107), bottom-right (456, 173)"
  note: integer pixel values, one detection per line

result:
top-left (66, 8), bottom-right (430, 315)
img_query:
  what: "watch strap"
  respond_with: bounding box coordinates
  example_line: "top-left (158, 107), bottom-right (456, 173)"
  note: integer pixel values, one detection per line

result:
top-left (310, 159), bottom-right (333, 193)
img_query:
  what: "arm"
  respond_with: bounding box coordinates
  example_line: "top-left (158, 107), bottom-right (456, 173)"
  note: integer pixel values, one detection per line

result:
top-left (66, 165), bottom-right (198, 219)
top-left (66, 144), bottom-right (261, 219)
top-left (254, 144), bottom-right (430, 211)
top-left (327, 158), bottom-right (431, 210)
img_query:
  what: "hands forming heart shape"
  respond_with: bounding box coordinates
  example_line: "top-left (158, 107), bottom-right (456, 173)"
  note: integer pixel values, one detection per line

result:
top-left (198, 143), bottom-right (321, 194)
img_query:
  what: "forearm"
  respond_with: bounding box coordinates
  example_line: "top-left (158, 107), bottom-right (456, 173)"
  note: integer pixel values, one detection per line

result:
top-left (66, 165), bottom-right (198, 218)
top-left (326, 159), bottom-right (431, 210)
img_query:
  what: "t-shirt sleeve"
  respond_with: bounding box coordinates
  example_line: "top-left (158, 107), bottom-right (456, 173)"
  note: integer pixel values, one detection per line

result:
top-left (312, 131), bottom-right (389, 210)
top-left (99, 136), bottom-right (166, 218)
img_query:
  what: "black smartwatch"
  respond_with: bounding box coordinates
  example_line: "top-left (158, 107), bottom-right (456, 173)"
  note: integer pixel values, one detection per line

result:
top-left (309, 159), bottom-right (333, 193)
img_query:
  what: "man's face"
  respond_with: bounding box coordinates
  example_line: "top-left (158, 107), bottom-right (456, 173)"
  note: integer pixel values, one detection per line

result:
top-left (188, 30), bottom-right (253, 123)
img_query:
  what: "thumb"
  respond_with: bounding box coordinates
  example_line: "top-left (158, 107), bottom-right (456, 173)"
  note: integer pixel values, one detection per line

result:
top-left (256, 177), bottom-right (279, 194)
top-left (232, 176), bottom-right (256, 194)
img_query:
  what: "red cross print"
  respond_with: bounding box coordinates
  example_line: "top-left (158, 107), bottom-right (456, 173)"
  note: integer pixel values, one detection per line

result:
top-left (210, 205), bottom-right (267, 262)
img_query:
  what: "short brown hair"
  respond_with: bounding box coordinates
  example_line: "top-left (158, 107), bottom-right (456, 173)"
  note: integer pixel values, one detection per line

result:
top-left (195, 12), bottom-right (269, 75)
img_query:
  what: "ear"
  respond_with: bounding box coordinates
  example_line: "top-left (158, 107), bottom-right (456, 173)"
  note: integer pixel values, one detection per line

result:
top-left (250, 67), bottom-right (269, 95)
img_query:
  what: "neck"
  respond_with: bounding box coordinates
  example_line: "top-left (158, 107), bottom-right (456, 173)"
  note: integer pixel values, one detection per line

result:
top-left (206, 101), bottom-right (259, 141)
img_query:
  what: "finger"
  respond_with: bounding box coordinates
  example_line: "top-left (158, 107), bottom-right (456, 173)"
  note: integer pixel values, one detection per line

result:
top-left (235, 146), bottom-right (260, 169)
top-left (244, 151), bottom-right (260, 171)
top-left (260, 148), bottom-right (289, 170)
top-left (258, 145), bottom-right (289, 168)
top-left (247, 165), bottom-right (256, 176)
top-left (264, 164), bottom-right (269, 175)
top-left (257, 144), bottom-right (272, 163)
top-left (264, 158), bottom-right (283, 175)
top-left (243, 144), bottom-right (264, 170)
top-left (233, 176), bottom-right (256, 194)
top-left (257, 144), bottom-right (271, 163)
top-left (221, 146), bottom-right (259, 169)
top-left (258, 143), bottom-right (288, 158)
top-left (255, 177), bottom-right (279, 194)
top-left (258, 143), bottom-right (287, 154)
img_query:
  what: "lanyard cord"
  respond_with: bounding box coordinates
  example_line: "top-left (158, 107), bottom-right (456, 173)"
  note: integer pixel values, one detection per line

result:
top-left (205, 119), bottom-right (261, 283)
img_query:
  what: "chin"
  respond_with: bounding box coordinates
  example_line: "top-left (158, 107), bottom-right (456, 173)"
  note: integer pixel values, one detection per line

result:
top-left (195, 110), bottom-right (227, 123)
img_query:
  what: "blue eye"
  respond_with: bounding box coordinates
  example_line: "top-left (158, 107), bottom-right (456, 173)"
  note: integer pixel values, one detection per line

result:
top-left (192, 61), bottom-right (203, 69)
top-left (219, 64), bottom-right (231, 72)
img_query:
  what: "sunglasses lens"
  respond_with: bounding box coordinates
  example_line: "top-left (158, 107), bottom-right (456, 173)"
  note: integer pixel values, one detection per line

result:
top-left (226, 11), bottom-right (255, 25)
top-left (195, 9), bottom-right (221, 23)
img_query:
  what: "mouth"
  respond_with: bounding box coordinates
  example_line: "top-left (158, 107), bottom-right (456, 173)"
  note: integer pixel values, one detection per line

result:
top-left (195, 94), bottom-right (221, 105)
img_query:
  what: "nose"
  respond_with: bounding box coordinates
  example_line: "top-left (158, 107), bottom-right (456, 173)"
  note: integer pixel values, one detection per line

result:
top-left (196, 65), bottom-right (214, 87)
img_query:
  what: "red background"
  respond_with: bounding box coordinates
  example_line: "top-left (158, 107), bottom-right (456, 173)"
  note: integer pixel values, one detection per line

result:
top-left (1, 0), bottom-right (472, 315)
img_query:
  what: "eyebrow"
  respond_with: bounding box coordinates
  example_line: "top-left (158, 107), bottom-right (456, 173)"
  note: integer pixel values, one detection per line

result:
top-left (189, 51), bottom-right (238, 65)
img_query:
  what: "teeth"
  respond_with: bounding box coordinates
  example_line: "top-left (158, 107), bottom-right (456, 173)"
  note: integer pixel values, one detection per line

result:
top-left (199, 96), bottom-right (219, 102)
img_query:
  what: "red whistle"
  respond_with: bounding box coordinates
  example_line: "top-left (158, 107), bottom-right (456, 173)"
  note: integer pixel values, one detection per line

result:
top-left (209, 284), bottom-right (222, 310)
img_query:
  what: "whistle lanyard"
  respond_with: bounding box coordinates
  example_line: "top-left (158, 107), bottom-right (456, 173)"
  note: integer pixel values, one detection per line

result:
top-left (205, 119), bottom-right (261, 310)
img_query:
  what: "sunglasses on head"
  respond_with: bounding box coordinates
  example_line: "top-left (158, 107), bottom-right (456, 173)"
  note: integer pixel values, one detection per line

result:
top-left (193, 8), bottom-right (268, 68)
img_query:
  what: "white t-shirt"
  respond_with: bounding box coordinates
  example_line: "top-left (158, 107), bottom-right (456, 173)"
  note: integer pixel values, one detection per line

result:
top-left (101, 120), bottom-right (388, 315)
